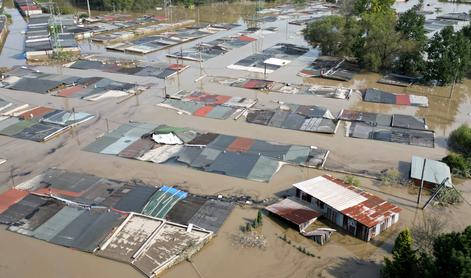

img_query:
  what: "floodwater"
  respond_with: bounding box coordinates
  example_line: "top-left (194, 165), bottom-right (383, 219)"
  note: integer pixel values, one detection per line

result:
top-left (0, 8), bottom-right (26, 67)
top-left (0, 1), bottom-right (471, 278)
top-left (393, 0), bottom-right (470, 15)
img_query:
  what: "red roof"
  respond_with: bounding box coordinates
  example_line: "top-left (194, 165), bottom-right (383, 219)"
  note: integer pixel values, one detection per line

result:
top-left (226, 137), bottom-right (255, 153)
top-left (396, 94), bottom-right (411, 105)
top-left (239, 35), bottom-right (256, 42)
top-left (34, 188), bottom-right (83, 197)
top-left (20, 5), bottom-right (41, 10)
top-left (154, 16), bottom-right (167, 21)
top-left (19, 107), bottom-right (55, 120)
top-left (243, 79), bottom-right (272, 90)
top-left (56, 85), bottom-right (84, 97)
top-left (194, 105), bottom-right (214, 117)
top-left (265, 198), bottom-right (321, 226)
top-left (0, 189), bottom-right (29, 214)
top-left (168, 64), bottom-right (188, 71)
top-left (186, 91), bottom-right (231, 105)
top-left (322, 175), bottom-right (401, 228)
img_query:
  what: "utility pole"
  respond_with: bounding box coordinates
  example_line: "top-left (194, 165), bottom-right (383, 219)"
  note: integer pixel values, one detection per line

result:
top-left (164, 82), bottom-right (167, 98)
top-left (417, 158), bottom-right (427, 205)
top-left (449, 57), bottom-right (461, 99)
top-left (135, 83), bottom-right (140, 106)
top-left (86, 0), bottom-right (91, 18)
top-left (10, 166), bottom-right (15, 187)
top-left (285, 22), bottom-right (288, 41)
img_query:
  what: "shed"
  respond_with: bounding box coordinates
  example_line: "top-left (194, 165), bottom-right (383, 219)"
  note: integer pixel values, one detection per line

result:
top-left (410, 156), bottom-right (452, 188)
top-left (265, 197), bottom-right (321, 232)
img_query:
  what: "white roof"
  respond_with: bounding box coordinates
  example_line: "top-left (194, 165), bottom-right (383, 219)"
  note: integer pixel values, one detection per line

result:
top-left (264, 57), bottom-right (291, 66)
top-left (152, 133), bottom-right (183, 145)
top-left (293, 176), bottom-right (367, 211)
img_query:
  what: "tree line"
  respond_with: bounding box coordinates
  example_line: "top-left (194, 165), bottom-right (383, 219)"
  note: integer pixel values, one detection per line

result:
top-left (303, 0), bottom-right (471, 85)
top-left (382, 226), bottom-right (471, 278)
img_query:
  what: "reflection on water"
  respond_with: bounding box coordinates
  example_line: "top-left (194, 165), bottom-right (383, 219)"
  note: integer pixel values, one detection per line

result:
top-left (415, 81), bottom-right (471, 135)
top-left (0, 8), bottom-right (26, 67)
top-left (155, 2), bottom-right (262, 25)
top-left (393, 0), bottom-right (470, 15)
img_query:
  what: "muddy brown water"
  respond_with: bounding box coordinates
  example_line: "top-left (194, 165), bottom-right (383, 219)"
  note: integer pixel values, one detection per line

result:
top-left (0, 0), bottom-right (471, 277)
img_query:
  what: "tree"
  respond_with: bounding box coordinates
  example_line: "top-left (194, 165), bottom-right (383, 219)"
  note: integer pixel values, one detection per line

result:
top-left (462, 24), bottom-right (471, 42)
top-left (442, 153), bottom-right (471, 178)
top-left (433, 226), bottom-right (471, 277)
top-left (383, 226), bottom-right (471, 278)
top-left (382, 229), bottom-right (419, 278)
top-left (353, 0), bottom-right (395, 15)
top-left (425, 26), bottom-right (471, 85)
top-left (256, 210), bottom-right (263, 226)
top-left (396, 9), bottom-right (426, 42)
top-left (303, 16), bottom-right (347, 56)
top-left (341, 17), bottom-right (362, 57)
top-left (393, 8), bottom-right (427, 76)
top-left (412, 214), bottom-right (447, 255)
top-left (357, 12), bottom-right (402, 72)
top-left (448, 124), bottom-right (471, 156)
top-left (393, 42), bottom-right (425, 76)
top-left (338, 0), bottom-right (356, 16)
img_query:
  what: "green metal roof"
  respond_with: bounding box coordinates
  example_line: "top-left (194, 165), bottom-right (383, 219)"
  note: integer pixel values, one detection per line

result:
top-left (411, 156), bottom-right (452, 187)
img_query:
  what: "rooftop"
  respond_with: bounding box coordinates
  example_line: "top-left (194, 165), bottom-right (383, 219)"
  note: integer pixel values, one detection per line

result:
top-left (294, 175), bottom-right (401, 228)
top-left (293, 176), bottom-right (367, 211)
top-left (411, 156), bottom-right (452, 187)
top-left (265, 197), bottom-right (321, 227)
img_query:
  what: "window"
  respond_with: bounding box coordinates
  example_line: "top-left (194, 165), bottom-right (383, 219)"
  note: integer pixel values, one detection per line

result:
top-left (301, 192), bottom-right (311, 203)
top-left (316, 200), bottom-right (325, 209)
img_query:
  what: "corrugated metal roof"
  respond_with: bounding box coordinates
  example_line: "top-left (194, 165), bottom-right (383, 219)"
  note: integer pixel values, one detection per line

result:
top-left (265, 197), bottom-right (321, 226)
top-left (32, 206), bottom-right (84, 241)
top-left (411, 156), bottom-right (452, 186)
top-left (303, 175), bottom-right (401, 228)
top-left (97, 214), bottom-right (163, 262)
top-left (341, 192), bottom-right (401, 228)
top-left (293, 176), bottom-right (367, 211)
top-left (0, 189), bottom-right (29, 214)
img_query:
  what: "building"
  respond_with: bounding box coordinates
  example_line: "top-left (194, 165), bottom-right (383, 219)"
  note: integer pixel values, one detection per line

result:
top-left (410, 156), bottom-right (452, 188)
top-left (292, 175), bottom-right (400, 241)
top-left (265, 197), bottom-right (321, 232)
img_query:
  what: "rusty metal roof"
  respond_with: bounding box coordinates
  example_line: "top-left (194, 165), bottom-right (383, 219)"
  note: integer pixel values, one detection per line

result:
top-left (321, 175), bottom-right (401, 228)
top-left (0, 189), bottom-right (29, 214)
top-left (265, 197), bottom-right (321, 226)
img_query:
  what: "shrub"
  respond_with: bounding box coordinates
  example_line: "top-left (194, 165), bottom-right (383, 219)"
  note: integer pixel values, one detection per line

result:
top-left (435, 188), bottom-right (462, 206)
top-left (442, 153), bottom-right (471, 178)
top-left (380, 169), bottom-right (401, 185)
top-left (3, 13), bottom-right (12, 20)
top-left (344, 175), bottom-right (361, 187)
top-left (448, 124), bottom-right (471, 156)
